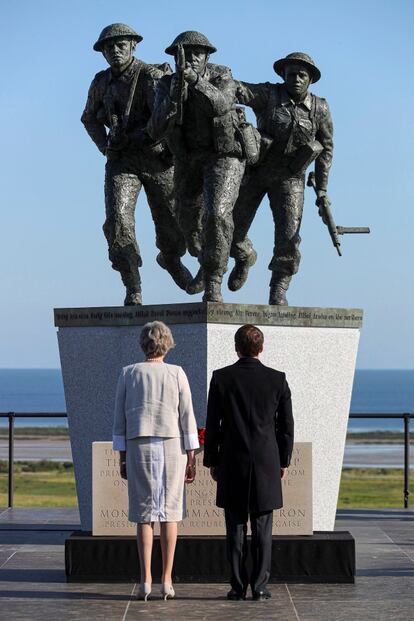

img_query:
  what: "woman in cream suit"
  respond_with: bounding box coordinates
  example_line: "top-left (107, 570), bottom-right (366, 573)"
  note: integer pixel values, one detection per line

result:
top-left (112, 321), bottom-right (199, 601)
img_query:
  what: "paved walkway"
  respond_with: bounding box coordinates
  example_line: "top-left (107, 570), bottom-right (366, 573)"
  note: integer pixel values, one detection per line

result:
top-left (0, 508), bottom-right (413, 620)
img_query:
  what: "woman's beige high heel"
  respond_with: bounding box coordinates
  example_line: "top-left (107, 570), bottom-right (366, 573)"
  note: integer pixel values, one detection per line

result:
top-left (161, 583), bottom-right (175, 600)
top-left (137, 582), bottom-right (152, 601)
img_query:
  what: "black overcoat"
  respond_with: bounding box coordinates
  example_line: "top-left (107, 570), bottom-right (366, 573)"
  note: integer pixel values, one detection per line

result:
top-left (203, 357), bottom-right (294, 513)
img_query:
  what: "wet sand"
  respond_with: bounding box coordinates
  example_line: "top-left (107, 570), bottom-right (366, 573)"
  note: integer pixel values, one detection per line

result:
top-left (0, 440), bottom-right (412, 467)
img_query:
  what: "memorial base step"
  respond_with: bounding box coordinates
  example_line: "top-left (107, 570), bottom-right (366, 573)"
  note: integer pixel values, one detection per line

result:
top-left (65, 531), bottom-right (355, 583)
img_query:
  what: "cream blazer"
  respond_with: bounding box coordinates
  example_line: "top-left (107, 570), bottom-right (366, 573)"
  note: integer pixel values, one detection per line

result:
top-left (112, 362), bottom-right (199, 452)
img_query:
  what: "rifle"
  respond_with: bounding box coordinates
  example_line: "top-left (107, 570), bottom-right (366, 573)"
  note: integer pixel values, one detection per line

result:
top-left (307, 172), bottom-right (370, 256)
top-left (175, 44), bottom-right (186, 126)
top-left (107, 64), bottom-right (141, 157)
top-left (122, 64), bottom-right (141, 131)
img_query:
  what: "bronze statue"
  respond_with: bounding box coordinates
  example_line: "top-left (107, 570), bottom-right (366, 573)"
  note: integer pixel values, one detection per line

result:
top-left (148, 31), bottom-right (247, 303)
top-left (229, 52), bottom-right (334, 305)
top-left (81, 23), bottom-right (192, 305)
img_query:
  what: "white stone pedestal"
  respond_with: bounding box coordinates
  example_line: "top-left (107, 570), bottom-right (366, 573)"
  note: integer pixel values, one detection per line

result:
top-left (55, 302), bottom-right (362, 531)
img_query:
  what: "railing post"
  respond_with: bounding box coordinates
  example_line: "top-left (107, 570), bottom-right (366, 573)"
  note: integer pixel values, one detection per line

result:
top-left (404, 414), bottom-right (410, 509)
top-left (8, 412), bottom-right (15, 508)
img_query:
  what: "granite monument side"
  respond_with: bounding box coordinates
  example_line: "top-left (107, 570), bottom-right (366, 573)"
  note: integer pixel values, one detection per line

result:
top-left (55, 301), bottom-right (361, 531)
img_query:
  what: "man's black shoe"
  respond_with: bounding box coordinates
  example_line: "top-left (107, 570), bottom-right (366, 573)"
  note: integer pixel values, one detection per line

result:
top-left (227, 588), bottom-right (246, 601)
top-left (252, 589), bottom-right (272, 601)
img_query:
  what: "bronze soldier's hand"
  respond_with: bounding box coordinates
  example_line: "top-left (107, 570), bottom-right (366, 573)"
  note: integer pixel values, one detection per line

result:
top-left (183, 63), bottom-right (198, 85)
top-left (108, 130), bottom-right (129, 150)
top-left (105, 133), bottom-right (129, 160)
top-left (315, 194), bottom-right (331, 224)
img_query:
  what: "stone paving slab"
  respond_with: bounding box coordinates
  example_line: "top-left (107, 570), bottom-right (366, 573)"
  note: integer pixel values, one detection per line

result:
top-left (0, 508), bottom-right (412, 620)
top-left (289, 575), bottom-right (414, 600)
top-left (292, 599), bottom-right (413, 621)
top-left (0, 508), bottom-right (80, 523)
top-left (0, 530), bottom-right (70, 547)
top-left (125, 584), bottom-right (300, 621)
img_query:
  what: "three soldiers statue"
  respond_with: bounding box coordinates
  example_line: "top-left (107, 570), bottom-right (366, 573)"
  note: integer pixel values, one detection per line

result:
top-left (82, 24), bottom-right (334, 306)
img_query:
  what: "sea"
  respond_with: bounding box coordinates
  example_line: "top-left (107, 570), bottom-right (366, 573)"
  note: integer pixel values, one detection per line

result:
top-left (0, 368), bottom-right (413, 432)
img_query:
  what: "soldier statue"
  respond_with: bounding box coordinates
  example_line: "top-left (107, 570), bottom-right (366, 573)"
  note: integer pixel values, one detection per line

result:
top-left (81, 23), bottom-right (192, 305)
top-left (229, 52), bottom-right (334, 305)
top-left (148, 31), bottom-right (247, 303)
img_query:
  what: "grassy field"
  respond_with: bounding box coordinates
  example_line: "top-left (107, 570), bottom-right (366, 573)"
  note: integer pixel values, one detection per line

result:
top-left (0, 461), bottom-right (76, 507)
top-left (338, 468), bottom-right (411, 508)
top-left (0, 461), bottom-right (412, 509)
top-left (0, 427), bottom-right (69, 439)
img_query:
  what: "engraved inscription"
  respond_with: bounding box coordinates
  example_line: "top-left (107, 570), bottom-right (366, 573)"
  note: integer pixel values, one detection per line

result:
top-left (92, 442), bottom-right (313, 536)
top-left (55, 303), bottom-right (363, 329)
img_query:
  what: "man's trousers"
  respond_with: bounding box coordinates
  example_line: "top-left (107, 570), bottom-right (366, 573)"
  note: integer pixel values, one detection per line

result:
top-left (224, 508), bottom-right (273, 594)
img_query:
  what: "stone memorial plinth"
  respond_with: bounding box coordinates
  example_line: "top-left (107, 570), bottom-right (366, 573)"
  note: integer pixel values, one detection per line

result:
top-left (92, 441), bottom-right (312, 536)
top-left (55, 301), bottom-right (362, 532)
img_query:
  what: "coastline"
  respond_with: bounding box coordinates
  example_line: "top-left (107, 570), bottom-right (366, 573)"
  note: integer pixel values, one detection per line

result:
top-left (0, 430), bottom-right (412, 468)
top-left (0, 427), bottom-right (412, 442)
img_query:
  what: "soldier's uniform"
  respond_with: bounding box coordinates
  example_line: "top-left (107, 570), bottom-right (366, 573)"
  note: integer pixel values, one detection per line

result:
top-left (148, 32), bottom-right (246, 302)
top-left (230, 53), bottom-right (333, 304)
top-left (81, 24), bottom-right (189, 305)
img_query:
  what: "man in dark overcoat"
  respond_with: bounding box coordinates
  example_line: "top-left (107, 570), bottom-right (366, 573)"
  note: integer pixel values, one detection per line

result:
top-left (203, 324), bottom-right (294, 600)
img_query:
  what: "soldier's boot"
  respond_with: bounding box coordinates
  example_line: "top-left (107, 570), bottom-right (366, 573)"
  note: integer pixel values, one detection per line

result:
top-left (186, 266), bottom-right (205, 295)
top-left (202, 276), bottom-right (223, 303)
top-left (122, 271), bottom-right (142, 306)
top-left (269, 273), bottom-right (292, 306)
top-left (156, 253), bottom-right (193, 291)
top-left (228, 249), bottom-right (257, 292)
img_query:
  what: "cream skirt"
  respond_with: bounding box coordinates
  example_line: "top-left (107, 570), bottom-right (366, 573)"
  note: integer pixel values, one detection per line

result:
top-left (126, 436), bottom-right (187, 523)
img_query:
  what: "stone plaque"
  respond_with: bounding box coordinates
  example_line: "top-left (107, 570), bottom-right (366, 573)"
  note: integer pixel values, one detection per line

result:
top-left (274, 442), bottom-right (313, 535)
top-left (178, 450), bottom-right (225, 535)
top-left (92, 442), bottom-right (312, 536)
top-left (92, 442), bottom-right (136, 536)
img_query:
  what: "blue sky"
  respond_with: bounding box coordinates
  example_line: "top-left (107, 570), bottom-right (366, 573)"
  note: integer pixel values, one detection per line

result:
top-left (1, 0), bottom-right (413, 368)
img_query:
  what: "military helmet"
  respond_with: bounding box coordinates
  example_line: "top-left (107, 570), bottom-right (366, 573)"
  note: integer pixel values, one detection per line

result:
top-left (165, 31), bottom-right (217, 55)
top-left (273, 52), bottom-right (321, 83)
top-left (93, 23), bottom-right (143, 52)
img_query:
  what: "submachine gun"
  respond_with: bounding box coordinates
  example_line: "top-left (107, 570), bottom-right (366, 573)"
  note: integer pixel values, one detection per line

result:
top-left (175, 44), bottom-right (186, 126)
top-left (307, 171), bottom-right (370, 256)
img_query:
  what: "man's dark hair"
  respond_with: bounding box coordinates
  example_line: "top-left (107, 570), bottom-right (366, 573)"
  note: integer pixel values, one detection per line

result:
top-left (235, 324), bottom-right (264, 357)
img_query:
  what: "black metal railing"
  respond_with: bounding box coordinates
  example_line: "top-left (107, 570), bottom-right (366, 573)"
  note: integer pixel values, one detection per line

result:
top-left (1, 412), bottom-right (413, 509)
top-left (348, 413), bottom-right (413, 509)
top-left (1, 412), bottom-right (68, 508)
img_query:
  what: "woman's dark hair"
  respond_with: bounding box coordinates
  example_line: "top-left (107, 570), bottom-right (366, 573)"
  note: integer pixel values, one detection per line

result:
top-left (234, 324), bottom-right (264, 357)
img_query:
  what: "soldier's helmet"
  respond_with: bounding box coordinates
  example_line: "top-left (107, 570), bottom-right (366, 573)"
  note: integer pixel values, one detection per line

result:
top-left (273, 52), bottom-right (321, 83)
top-left (165, 31), bottom-right (217, 55)
top-left (93, 23), bottom-right (143, 52)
